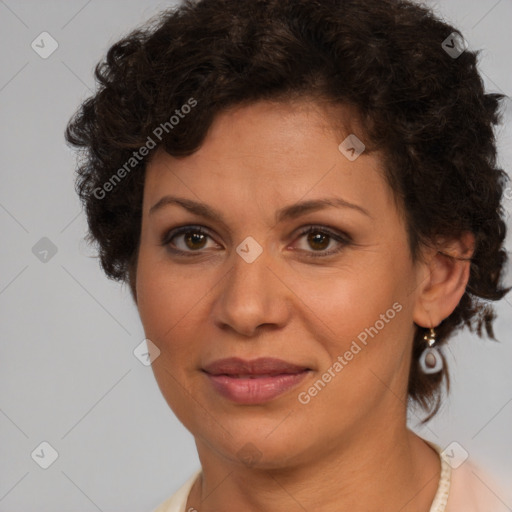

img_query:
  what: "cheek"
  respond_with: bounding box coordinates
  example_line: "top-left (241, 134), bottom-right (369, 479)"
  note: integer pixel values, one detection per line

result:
top-left (135, 250), bottom-right (188, 350)
top-left (289, 250), bottom-right (414, 407)
top-left (135, 255), bottom-right (205, 420)
top-left (293, 291), bottom-right (411, 434)
top-left (291, 254), bottom-right (407, 346)
top-left (135, 251), bottom-right (219, 374)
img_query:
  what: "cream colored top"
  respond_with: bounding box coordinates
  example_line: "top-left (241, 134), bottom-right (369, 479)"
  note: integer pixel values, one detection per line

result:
top-left (153, 445), bottom-right (509, 512)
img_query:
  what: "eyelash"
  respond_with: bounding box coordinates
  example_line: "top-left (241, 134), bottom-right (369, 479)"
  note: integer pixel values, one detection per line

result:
top-left (160, 224), bottom-right (351, 259)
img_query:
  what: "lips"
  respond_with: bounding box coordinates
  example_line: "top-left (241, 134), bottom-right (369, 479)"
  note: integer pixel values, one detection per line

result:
top-left (202, 357), bottom-right (311, 404)
top-left (203, 357), bottom-right (309, 376)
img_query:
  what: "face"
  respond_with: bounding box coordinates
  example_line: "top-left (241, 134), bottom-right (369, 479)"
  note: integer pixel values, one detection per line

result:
top-left (135, 100), bottom-right (423, 469)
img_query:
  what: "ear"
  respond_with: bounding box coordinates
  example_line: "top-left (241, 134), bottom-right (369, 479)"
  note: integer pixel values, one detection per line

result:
top-left (413, 232), bottom-right (475, 328)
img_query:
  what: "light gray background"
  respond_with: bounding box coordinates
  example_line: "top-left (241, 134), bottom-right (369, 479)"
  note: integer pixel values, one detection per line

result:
top-left (0, 0), bottom-right (511, 511)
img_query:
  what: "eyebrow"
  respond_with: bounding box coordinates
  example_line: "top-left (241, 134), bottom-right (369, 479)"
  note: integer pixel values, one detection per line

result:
top-left (149, 195), bottom-right (371, 224)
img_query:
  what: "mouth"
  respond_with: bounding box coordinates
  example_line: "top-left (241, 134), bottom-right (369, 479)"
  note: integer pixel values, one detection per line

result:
top-left (202, 357), bottom-right (312, 404)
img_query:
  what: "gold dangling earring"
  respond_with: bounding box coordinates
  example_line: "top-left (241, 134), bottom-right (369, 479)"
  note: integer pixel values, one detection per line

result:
top-left (419, 327), bottom-right (443, 374)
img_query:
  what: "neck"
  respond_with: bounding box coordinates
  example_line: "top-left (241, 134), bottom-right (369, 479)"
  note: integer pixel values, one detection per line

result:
top-left (187, 426), bottom-right (441, 512)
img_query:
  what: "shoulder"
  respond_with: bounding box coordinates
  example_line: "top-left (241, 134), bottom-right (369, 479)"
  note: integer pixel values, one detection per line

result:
top-left (446, 459), bottom-right (510, 512)
top-left (152, 469), bottom-right (202, 512)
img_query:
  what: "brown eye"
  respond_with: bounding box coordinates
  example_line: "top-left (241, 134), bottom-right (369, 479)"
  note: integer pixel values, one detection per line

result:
top-left (162, 225), bottom-right (219, 254)
top-left (306, 231), bottom-right (331, 251)
top-left (294, 225), bottom-right (351, 258)
top-left (183, 231), bottom-right (208, 250)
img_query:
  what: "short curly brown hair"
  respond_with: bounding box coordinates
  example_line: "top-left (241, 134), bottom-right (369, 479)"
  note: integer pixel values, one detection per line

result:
top-left (65, 0), bottom-right (510, 419)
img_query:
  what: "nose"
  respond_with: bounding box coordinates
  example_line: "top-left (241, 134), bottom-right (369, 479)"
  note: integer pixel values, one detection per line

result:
top-left (211, 242), bottom-right (291, 337)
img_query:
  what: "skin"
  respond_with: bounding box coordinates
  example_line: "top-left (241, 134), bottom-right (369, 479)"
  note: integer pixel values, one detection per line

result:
top-left (134, 100), bottom-right (474, 511)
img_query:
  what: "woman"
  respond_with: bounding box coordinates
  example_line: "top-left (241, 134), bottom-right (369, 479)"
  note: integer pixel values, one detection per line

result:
top-left (65, 0), bottom-right (510, 510)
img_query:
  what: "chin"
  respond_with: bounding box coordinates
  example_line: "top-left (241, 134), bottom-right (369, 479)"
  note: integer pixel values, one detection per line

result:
top-left (196, 418), bottom-right (315, 470)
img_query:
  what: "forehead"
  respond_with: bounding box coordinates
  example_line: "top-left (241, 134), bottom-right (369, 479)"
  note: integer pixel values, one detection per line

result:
top-left (142, 100), bottom-right (393, 219)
